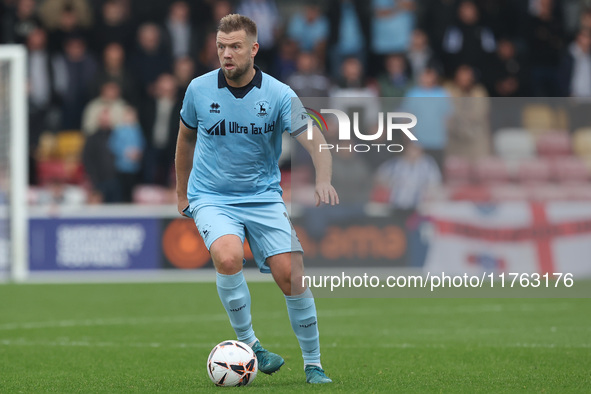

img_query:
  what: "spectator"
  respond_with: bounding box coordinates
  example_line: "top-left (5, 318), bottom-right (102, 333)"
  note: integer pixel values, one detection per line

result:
top-left (82, 108), bottom-right (120, 203)
top-left (326, 0), bottom-right (372, 79)
top-left (446, 64), bottom-right (488, 97)
top-left (559, 28), bottom-right (591, 129)
top-left (42, 2), bottom-right (92, 54)
top-left (335, 56), bottom-right (370, 89)
top-left (376, 53), bottom-right (412, 97)
top-left (404, 66), bottom-right (449, 97)
top-left (487, 38), bottom-right (528, 130)
top-left (474, 0), bottom-right (520, 39)
top-left (417, 0), bottom-right (457, 58)
top-left (528, 0), bottom-right (565, 97)
top-left (406, 29), bottom-right (439, 83)
top-left (190, 0), bottom-right (217, 40)
top-left (578, 8), bottom-right (591, 32)
top-left (559, 29), bottom-right (591, 97)
top-left (441, 0), bottom-right (496, 77)
top-left (129, 23), bottom-right (172, 97)
top-left (375, 141), bottom-right (441, 221)
top-left (371, 0), bottom-right (415, 75)
top-left (237, 0), bottom-right (281, 73)
top-left (91, 0), bottom-right (135, 54)
top-left (211, 0), bottom-right (234, 25)
top-left (445, 65), bottom-right (491, 160)
top-left (196, 31), bottom-right (220, 76)
top-left (1, 0), bottom-right (40, 44)
top-left (287, 52), bottom-right (331, 97)
top-left (39, 0), bottom-right (92, 31)
top-left (328, 58), bottom-right (379, 145)
top-left (128, 0), bottom-right (169, 24)
top-left (91, 42), bottom-right (139, 106)
top-left (163, 1), bottom-right (199, 60)
top-left (0, 1), bottom-right (11, 42)
top-left (81, 81), bottom-right (127, 136)
top-left (287, 3), bottom-right (329, 61)
top-left (402, 67), bottom-right (452, 169)
top-left (271, 38), bottom-right (299, 82)
top-left (109, 106), bottom-right (145, 203)
top-left (26, 27), bottom-right (61, 149)
top-left (53, 35), bottom-right (97, 129)
top-left (486, 38), bottom-right (529, 97)
top-left (139, 73), bottom-right (181, 186)
top-left (329, 57), bottom-right (379, 135)
top-left (173, 56), bottom-right (196, 94)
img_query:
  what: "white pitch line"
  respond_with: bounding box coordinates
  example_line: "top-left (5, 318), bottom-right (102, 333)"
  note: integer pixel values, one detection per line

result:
top-left (0, 314), bottom-right (227, 331)
top-left (0, 338), bottom-right (219, 349)
top-left (487, 343), bottom-right (591, 349)
top-left (1, 338), bottom-right (589, 350)
top-left (397, 302), bottom-right (578, 315)
top-left (0, 303), bottom-right (585, 332)
top-left (0, 309), bottom-right (370, 332)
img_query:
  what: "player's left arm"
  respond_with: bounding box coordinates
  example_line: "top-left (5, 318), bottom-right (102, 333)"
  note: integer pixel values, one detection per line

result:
top-left (295, 127), bottom-right (339, 206)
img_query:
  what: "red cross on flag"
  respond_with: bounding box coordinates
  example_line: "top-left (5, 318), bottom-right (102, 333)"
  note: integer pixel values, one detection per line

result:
top-left (424, 202), bottom-right (591, 277)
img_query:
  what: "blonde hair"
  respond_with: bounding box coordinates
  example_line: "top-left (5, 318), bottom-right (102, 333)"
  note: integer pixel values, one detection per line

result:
top-left (217, 14), bottom-right (257, 42)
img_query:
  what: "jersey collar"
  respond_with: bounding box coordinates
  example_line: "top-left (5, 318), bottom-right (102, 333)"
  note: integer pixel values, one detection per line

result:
top-left (217, 65), bottom-right (262, 89)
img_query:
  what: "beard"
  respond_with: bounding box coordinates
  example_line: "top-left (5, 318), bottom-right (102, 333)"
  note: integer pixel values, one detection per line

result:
top-left (221, 59), bottom-right (253, 84)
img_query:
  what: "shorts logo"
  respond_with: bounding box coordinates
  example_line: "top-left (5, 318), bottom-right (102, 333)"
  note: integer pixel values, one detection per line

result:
top-left (255, 100), bottom-right (270, 117)
top-left (200, 224), bottom-right (212, 241)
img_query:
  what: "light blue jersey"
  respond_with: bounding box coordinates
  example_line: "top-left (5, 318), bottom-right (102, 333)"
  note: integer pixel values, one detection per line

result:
top-left (180, 66), bottom-right (308, 207)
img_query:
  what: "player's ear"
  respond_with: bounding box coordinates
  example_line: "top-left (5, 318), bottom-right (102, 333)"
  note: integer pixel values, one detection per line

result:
top-left (251, 41), bottom-right (259, 58)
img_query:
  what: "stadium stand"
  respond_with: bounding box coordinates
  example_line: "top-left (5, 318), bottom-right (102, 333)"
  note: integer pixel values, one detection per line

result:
top-left (552, 156), bottom-right (589, 184)
top-left (517, 158), bottom-right (552, 184)
top-left (535, 131), bottom-right (571, 157)
top-left (0, 0), bottom-right (589, 205)
top-left (473, 157), bottom-right (510, 185)
top-left (443, 156), bottom-right (471, 185)
top-left (493, 128), bottom-right (536, 160)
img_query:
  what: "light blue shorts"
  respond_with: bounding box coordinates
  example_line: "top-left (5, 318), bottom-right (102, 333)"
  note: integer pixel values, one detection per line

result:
top-left (188, 202), bottom-right (303, 273)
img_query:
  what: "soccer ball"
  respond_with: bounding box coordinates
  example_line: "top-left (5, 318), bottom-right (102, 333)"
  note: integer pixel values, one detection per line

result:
top-left (207, 340), bottom-right (258, 386)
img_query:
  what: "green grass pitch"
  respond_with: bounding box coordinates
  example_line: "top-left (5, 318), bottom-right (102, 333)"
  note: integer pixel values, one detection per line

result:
top-left (0, 282), bottom-right (589, 393)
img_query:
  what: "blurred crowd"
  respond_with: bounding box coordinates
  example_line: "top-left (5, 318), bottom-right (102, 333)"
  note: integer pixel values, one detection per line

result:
top-left (2, 0), bottom-right (591, 208)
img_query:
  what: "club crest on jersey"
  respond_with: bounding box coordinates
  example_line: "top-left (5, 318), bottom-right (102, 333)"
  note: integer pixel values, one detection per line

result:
top-left (255, 100), bottom-right (270, 117)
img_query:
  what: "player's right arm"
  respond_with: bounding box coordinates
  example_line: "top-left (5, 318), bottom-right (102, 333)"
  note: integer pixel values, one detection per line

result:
top-left (175, 121), bottom-right (197, 217)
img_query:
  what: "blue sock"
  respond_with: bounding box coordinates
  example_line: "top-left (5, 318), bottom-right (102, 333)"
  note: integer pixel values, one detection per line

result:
top-left (285, 288), bottom-right (321, 366)
top-left (216, 271), bottom-right (257, 345)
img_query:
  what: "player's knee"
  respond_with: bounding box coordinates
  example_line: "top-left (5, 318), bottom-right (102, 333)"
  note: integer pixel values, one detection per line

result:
top-left (290, 273), bottom-right (306, 296)
top-left (278, 279), bottom-right (292, 296)
top-left (278, 272), bottom-right (306, 296)
top-left (215, 254), bottom-right (243, 275)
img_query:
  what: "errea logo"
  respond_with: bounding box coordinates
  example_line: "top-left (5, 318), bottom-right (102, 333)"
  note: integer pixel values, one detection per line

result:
top-left (210, 102), bottom-right (221, 113)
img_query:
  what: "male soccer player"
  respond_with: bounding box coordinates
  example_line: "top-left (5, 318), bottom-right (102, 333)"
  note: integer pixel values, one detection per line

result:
top-left (175, 14), bottom-right (339, 384)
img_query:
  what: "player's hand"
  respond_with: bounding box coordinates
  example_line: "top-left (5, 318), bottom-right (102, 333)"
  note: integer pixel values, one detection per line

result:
top-left (315, 182), bottom-right (339, 206)
top-left (177, 197), bottom-right (191, 217)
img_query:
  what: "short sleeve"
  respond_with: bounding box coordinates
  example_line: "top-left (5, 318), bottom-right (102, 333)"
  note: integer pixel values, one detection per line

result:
top-left (180, 82), bottom-right (198, 130)
top-left (280, 86), bottom-right (309, 137)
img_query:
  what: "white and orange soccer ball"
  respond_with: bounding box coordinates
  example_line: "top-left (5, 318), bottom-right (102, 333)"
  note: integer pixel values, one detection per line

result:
top-left (207, 340), bottom-right (258, 387)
